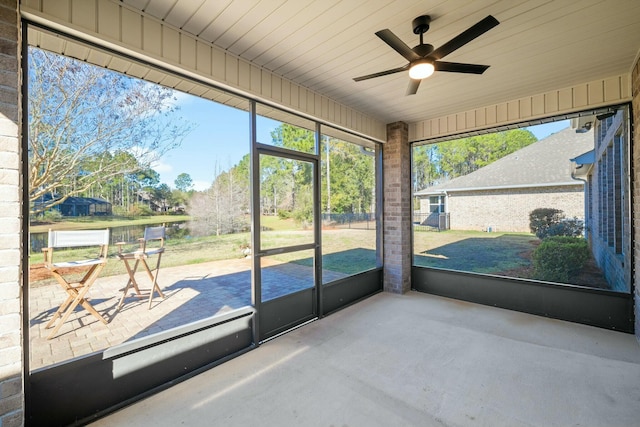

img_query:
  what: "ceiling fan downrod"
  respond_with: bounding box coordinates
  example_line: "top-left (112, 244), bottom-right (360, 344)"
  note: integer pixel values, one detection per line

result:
top-left (412, 15), bottom-right (434, 57)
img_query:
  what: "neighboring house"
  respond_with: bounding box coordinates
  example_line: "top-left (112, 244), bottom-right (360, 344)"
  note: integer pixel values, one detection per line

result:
top-left (571, 110), bottom-right (631, 292)
top-left (34, 194), bottom-right (112, 216)
top-left (414, 127), bottom-right (594, 232)
top-left (136, 190), bottom-right (164, 212)
top-left (59, 196), bottom-right (112, 216)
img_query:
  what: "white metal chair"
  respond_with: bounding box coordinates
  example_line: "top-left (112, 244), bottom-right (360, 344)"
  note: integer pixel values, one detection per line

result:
top-left (42, 229), bottom-right (110, 339)
top-left (116, 225), bottom-right (166, 309)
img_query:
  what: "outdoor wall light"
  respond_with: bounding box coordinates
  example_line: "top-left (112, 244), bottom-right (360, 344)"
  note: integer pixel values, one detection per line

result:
top-left (575, 121), bottom-right (592, 133)
top-left (409, 60), bottom-right (435, 79)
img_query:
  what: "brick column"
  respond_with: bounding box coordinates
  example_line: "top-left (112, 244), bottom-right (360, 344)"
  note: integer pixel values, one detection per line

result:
top-left (0, 1), bottom-right (23, 426)
top-left (383, 122), bottom-right (412, 293)
top-left (632, 55), bottom-right (640, 342)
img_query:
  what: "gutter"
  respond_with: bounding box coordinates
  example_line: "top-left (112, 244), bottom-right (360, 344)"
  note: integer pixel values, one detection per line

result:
top-left (414, 181), bottom-right (583, 196)
top-left (570, 164), bottom-right (592, 237)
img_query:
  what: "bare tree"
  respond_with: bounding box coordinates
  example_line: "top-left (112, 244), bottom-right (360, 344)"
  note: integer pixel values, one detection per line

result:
top-left (188, 161), bottom-right (249, 236)
top-left (28, 47), bottom-right (192, 214)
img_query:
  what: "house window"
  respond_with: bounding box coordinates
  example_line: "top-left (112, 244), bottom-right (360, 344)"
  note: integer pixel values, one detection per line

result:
top-left (429, 196), bottom-right (444, 213)
top-left (598, 156), bottom-right (606, 242)
top-left (606, 145), bottom-right (615, 246)
top-left (586, 179), bottom-right (592, 235)
top-left (613, 134), bottom-right (623, 254)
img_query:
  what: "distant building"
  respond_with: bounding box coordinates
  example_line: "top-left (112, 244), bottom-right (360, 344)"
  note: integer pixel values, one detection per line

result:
top-left (414, 127), bottom-right (593, 232)
top-left (34, 194), bottom-right (112, 217)
top-left (136, 190), bottom-right (164, 212)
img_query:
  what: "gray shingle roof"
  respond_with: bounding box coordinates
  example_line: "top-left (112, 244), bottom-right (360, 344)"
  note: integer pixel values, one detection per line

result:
top-left (415, 126), bottom-right (593, 195)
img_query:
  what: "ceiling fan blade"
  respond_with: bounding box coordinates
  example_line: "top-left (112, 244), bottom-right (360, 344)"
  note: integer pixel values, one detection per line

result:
top-left (430, 15), bottom-right (499, 60)
top-left (435, 61), bottom-right (490, 74)
top-left (376, 29), bottom-right (421, 62)
top-left (406, 78), bottom-right (421, 95)
top-left (353, 65), bottom-right (408, 82)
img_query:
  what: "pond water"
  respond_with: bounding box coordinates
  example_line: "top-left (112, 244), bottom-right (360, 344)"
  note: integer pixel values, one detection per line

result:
top-left (30, 222), bottom-right (188, 254)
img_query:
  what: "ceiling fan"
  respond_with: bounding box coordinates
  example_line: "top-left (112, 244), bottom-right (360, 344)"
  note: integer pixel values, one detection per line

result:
top-left (353, 15), bottom-right (500, 95)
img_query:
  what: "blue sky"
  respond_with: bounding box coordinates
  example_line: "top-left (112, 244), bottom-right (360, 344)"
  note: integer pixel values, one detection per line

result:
top-left (526, 120), bottom-right (569, 140)
top-left (155, 94), bottom-right (275, 191)
top-left (157, 90), bottom-right (571, 191)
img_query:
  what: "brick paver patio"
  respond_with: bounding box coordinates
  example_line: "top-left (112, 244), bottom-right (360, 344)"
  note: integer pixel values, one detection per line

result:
top-left (29, 257), bottom-right (347, 370)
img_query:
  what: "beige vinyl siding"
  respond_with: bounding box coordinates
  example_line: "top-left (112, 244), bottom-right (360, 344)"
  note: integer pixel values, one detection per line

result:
top-left (410, 75), bottom-right (631, 142)
top-left (21, 0), bottom-right (386, 142)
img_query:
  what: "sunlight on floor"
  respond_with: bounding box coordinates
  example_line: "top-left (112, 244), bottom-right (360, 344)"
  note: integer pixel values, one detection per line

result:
top-left (191, 345), bottom-right (310, 409)
top-left (423, 253), bottom-right (448, 259)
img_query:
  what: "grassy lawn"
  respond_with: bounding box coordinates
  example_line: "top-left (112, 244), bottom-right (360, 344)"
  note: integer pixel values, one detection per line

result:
top-left (29, 217), bottom-right (609, 289)
top-left (29, 231), bottom-right (253, 284)
top-left (29, 216), bottom-right (378, 284)
top-left (412, 229), bottom-right (610, 288)
top-left (260, 215), bottom-right (299, 231)
top-left (413, 229), bottom-right (538, 275)
top-left (30, 215), bottom-right (190, 233)
top-left (31, 217), bottom-right (540, 284)
top-left (268, 228), bottom-right (377, 276)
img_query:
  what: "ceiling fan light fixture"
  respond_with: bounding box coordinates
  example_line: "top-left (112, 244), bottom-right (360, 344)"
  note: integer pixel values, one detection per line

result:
top-left (352, 15), bottom-right (499, 94)
top-left (409, 60), bottom-right (434, 79)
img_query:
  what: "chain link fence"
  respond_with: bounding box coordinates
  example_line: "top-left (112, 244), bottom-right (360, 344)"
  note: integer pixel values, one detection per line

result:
top-left (321, 212), bottom-right (376, 230)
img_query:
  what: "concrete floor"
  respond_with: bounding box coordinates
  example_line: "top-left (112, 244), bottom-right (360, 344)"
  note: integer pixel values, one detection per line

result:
top-left (90, 291), bottom-right (640, 427)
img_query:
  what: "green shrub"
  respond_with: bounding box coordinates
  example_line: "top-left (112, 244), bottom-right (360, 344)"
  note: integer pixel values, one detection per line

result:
top-left (41, 209), bottom-right (63, 222)
top-left (529, 208), bottom-right (564, 238)
top-left (545, 217), bottom-right (584, 238)
top-left (129, 203), bottom-right (154, 217)
top-left (277, 209), bottom-right (292, 220)
top-left (532, 236), bottom-right (589, 283)
top-left (112, 204), bottom-right (153, 217)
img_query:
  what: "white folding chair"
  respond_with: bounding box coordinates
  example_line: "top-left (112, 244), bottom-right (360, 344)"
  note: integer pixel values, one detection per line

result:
top-left (42, 229), bottom-right (110, 339)
top-left (116, 225), bottom-right (166, 309)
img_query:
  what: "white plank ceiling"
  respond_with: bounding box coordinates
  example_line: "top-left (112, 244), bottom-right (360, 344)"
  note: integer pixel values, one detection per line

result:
top-left (120, 0), bottom-right (640, 124)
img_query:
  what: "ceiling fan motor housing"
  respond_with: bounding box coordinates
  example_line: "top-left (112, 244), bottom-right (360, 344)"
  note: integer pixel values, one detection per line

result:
top-left (413, 43), bottom-right (434, 57)
top-left (413, 15), bottom-right (431, 34)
